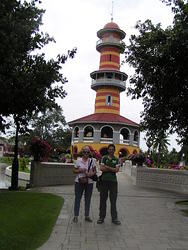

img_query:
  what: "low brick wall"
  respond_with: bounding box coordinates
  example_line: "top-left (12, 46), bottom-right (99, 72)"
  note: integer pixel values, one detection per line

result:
top-left (30, 161), bottom-right (75, 187)
top-left (123, 161), bottom-right (188, 194)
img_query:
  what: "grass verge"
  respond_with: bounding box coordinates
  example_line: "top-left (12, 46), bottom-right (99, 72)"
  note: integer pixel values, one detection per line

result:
top-left (0, 191), bottom-right (63, 250)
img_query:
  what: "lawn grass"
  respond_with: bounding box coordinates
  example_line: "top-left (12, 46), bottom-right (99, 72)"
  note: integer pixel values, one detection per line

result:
top-left (176, 200), bottom-right (188, 205)
top-left (176, 200), bottom-right (188, 216)
top-left (181, 209), bottom-right (188, 216)
top-left (0, 191), bottom-right (64, 250)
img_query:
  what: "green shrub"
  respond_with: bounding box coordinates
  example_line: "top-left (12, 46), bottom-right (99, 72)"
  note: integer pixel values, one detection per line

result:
top-left (0, 156), bottom-right (14, 165)
top-left (19, 157), bottom-right (28, 171)
top-left (65, 153), bottom-right (71, 159)
top-left (0, 156), bottom-right (30, 173)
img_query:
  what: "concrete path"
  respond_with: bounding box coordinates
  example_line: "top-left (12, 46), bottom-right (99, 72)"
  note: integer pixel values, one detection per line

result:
top-left (36, 172), bottom-right (188, 250)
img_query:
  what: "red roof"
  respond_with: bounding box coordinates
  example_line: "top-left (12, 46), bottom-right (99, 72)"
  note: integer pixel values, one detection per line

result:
top-left (104, 21), bottom-right (120, 29)
top-left (68, 113), bottom-right (139, 127)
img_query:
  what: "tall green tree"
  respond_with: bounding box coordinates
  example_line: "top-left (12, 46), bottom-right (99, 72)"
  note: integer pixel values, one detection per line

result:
top-left (29, 106), bottom-right (72, 152)
top-left (125, 0), bottom-right (188, 146)
top-left (151, 131), bottom-right (170, 167)
top-left (0, 0), bottom-right (76, 189)
top-left (168, 148), bottom-right (179, 164)
top-left (30, 106), bottom-right (66, 141)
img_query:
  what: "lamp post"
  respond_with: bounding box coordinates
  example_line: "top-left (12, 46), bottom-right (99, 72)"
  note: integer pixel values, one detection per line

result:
top-left (180, 153), bottom-right (185, 166)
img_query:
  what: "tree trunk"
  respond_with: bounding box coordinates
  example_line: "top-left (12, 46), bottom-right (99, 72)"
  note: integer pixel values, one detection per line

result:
top-left (10, 121), bottom-right (19, 190)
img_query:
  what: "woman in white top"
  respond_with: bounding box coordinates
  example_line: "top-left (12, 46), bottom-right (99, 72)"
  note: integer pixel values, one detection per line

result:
top-left (73, 146), bottom-right (97, 223)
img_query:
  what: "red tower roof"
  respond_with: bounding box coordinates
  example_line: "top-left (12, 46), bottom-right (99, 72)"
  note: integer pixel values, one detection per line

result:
top-left (68, 113), bottom-right (139, 127)
top-left (97, 21), bottom-right (125, 40)
top-left (104, 21), bottom-right (120, 29)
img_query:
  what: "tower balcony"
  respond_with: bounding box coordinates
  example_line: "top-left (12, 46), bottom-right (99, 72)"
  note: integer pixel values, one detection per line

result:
top-left (96, 38), bottom-right (125, 53)
top-left (90, 70), bottom-right (127, 92)
top-left (91, 78), bottom-right (126, 91)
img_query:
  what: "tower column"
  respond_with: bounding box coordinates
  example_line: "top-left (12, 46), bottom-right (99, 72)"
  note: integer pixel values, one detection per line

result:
top-left (113, 131), bottom-right (120, 144)
top-left (90, 21), bottom-right (127, 116)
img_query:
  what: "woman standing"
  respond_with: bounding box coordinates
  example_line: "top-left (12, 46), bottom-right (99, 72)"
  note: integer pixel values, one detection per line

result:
top-left (73, 146), bottom-right (97, 223)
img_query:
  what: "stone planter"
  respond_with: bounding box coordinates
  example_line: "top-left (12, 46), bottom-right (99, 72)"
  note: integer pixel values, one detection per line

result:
top-left (5, 166), bottom-right (30, 187)
top-left (30, 161), bottom-right (75, 187)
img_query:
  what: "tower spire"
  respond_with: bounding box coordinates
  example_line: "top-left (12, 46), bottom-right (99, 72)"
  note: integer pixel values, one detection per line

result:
top-left (111, 1), bottom-right (114, 22)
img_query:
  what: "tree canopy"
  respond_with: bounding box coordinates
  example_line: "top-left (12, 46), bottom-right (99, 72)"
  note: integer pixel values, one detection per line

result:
top-left (125, 0), bottom-right (188, 145)
top-left (0, 0), bottom-right (76, 189)
top-left (28, 106), bottom-right (72, 153)
top-left (0, 0), bottom-right (76, 131)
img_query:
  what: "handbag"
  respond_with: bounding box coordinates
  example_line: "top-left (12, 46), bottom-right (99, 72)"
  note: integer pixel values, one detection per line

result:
top-left (88, 158), bottom-right (98, 182)
top-left (78, 176), bottom-right (88, 184)
top-left (90, 174), bottom-right (98, 182)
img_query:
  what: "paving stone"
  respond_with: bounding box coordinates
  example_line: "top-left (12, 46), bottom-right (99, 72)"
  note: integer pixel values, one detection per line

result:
top-left (37, 172), bottom-right (188, 250)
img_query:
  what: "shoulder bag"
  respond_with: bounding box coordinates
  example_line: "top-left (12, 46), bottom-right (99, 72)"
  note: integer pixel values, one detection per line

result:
top-left (88, 158), bottom-right (98, 182)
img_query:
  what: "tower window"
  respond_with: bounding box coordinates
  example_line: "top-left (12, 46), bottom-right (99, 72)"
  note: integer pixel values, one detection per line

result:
top-left (109, 54), bottom-right (112, 61)
top-left (106, 72), bottom-right (113, 79)
top-left (106, 95), bottom-right (112, 106)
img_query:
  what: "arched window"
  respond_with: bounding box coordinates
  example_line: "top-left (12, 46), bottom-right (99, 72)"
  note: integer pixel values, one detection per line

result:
top-left (84, 126), bottom-right (94, 137)
top-left (120, 128), bottom-right (130, 142)
top-left (74, 127), bottom-right (79, 138)
top-left (134, 131), bottom-right (138, 142)
top-left (101, 126), bottom-right (113, 138)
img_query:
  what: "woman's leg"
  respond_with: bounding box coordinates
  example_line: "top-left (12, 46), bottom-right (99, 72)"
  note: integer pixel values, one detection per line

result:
top-left (84, 183), bottom-right (93, 217)
top-left (74, 182), bottom-right (84, 216)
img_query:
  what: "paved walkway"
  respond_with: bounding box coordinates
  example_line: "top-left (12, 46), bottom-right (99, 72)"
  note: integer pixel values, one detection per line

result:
top-left (36, 172), bottom-right (188, 250)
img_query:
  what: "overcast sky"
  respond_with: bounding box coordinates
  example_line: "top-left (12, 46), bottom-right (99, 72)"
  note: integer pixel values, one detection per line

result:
top-left (39, 0), bottom-right (180, 152)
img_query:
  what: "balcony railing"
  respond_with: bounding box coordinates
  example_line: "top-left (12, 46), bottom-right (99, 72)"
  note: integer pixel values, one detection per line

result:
top-left (73, 138), bottom-right (79, 143)
top-left (133, 141), bottom-right (139, 146)
top-left (100, 138), bottom-right (113, 143)
top-left (72, 136), bottom-right (138, 146)
top-left (83, 137), bottom-right (94, 142)
top-left (120, 139), bottom-right (130, 145)
top-left (96, 38), bottom-right (125, 47)
top-left (91, 78), bottom-right (126, 89)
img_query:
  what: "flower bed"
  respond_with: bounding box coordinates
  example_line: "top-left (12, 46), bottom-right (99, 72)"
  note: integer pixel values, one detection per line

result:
top-left (148, 164), bottom-right (188, 171)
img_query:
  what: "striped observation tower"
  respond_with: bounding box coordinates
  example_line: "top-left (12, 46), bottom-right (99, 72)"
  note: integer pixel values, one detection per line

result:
top-left (91, 21), bottom-right (127, 115)
top-left (68, 20), bottom-right (140, 159)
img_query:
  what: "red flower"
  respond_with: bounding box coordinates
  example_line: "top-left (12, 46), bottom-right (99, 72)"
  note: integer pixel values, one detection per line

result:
top-left (31, 136), bottom-right (51, 161)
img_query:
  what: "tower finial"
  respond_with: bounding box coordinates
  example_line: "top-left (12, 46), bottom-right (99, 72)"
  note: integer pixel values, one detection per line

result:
top-left (111, 1), bottom-right (114, 22)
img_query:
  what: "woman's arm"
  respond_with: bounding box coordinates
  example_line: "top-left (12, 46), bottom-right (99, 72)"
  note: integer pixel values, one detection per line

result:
top-left (73, 167), bottom-right (86, 174)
